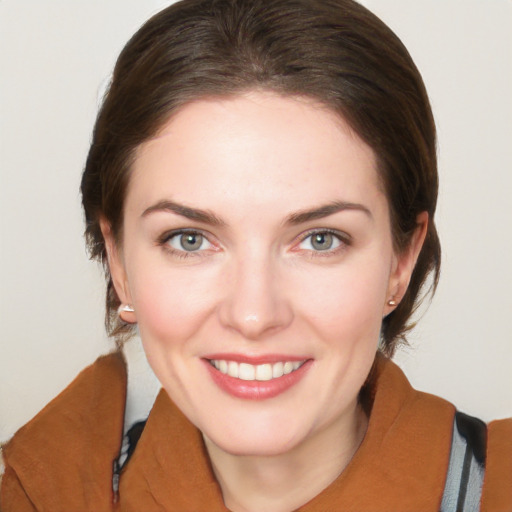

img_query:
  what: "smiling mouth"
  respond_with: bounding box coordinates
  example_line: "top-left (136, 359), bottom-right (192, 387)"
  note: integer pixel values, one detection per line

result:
top-left (209, 359), bottom-right (306, 381)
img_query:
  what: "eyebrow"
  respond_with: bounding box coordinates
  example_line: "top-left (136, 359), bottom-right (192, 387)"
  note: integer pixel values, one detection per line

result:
top-left (141, 200), bottom-right (226, 226)
top-left (285, 200), bottom-right (372, 225)
top-left (141, 199), bottom-right (371, 226)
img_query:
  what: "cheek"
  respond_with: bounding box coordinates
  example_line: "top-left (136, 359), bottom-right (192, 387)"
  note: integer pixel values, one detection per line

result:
top-left (294, 259), bottom-right (390, 343)
top-left (128, 260), bottom-right (219, 343)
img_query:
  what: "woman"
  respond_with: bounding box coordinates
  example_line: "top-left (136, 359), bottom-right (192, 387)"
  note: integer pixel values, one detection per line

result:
top-left (1, 0), bottom-right (510, 510)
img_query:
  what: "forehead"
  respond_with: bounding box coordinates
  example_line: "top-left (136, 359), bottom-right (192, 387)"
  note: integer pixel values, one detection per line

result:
top-left (128, 92), bottom-right (384, 218)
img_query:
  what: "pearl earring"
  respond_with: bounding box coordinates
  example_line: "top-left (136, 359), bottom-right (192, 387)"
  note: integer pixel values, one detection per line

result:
top-left (387, 299), bottom-right (397, 307)
top-left (118, 304), bottom-right (135, 315)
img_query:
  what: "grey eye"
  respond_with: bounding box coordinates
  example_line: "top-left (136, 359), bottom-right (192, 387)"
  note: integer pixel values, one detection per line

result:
top-left (298, 231), bottom-right (342, 252)
top-left (180, 233), bottom-right (203, 251)
top-left (311, 232), bottom-right (334, 251)
top-left (167, 232), bottom-right (211, 252)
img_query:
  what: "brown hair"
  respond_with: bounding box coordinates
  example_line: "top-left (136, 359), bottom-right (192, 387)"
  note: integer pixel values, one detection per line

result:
top-left (81, 0), bottom-right (440, 356)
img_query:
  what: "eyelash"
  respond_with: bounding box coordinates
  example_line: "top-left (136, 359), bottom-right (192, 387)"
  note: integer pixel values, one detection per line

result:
top-left (294, 229), bottom-right (351, 257)
top-left (157, 228), bottom-right (351, 259)
top-left (157, 229), bottom-right (215, 259)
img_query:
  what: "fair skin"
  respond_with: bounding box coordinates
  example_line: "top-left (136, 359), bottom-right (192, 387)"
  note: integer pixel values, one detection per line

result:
top-left (102, 92), bottom-right (426, 512)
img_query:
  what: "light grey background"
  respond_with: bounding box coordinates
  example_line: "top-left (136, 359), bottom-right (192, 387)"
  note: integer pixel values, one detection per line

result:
top-left (1, 0), bottom-right (511, 443)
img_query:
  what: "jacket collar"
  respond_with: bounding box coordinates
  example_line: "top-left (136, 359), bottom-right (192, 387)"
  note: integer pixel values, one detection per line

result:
top-left (4, 352), bottom-right (455, 511)
top-left (119, 355), bottom-right (455, 511)
top-left (3, 352), bottom-right (127, 512)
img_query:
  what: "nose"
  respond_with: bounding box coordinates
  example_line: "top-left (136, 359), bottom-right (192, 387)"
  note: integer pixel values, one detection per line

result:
top-left (218, 253), bottom-right (293, 340)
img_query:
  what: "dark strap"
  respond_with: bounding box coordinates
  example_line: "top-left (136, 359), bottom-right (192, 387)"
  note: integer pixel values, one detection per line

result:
top-left (113, 420), bottom-right (148, 495)
top-left (441, 412), bottom-right (487, 512)
top-left (455, 412), bottom-right (487, 465)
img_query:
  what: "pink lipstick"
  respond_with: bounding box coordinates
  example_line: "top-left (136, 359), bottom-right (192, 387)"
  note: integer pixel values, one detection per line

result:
top-left (203, 355), bottom-right (312, 400)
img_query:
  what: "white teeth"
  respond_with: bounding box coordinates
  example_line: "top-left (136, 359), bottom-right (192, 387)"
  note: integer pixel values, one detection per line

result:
top-left (239, 363), bottom-right (255, 381)
top-left (272, 362), bottom-right (284, 378)
top-left (211, 359), bottom-right (305, 381)
top-left (219, 360), bottom-right (228, 374)
top-left (255, 364), bottom-right (272, 381)
top-left (227, 361), bottom-right (239, 378)
top-left (283, 361), bottom-right (294, 375)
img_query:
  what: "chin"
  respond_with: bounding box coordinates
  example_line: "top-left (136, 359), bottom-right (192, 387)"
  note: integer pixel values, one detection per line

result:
top-left (202, 417), bottom-right (308, 457)
top-left (211, 434), bottom-right (301, 458)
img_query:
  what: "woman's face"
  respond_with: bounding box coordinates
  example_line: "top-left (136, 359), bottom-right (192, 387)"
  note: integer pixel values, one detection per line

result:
top-left (107, 92), bottom-right (419, 456)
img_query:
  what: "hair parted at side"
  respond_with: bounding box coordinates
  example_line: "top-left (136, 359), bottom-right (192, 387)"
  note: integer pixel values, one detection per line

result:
top-left (81, 0), bottom-right (440, 356)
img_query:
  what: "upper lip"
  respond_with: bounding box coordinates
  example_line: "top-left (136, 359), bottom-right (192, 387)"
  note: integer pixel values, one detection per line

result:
top-left (203, 353), bottom-right (310, 365)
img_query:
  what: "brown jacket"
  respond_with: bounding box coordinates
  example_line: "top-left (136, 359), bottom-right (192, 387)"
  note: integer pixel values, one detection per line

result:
top-left (1, 352), bottom-right (511, 511)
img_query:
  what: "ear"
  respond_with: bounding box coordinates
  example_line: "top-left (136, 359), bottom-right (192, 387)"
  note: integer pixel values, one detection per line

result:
top-left (384, 211), bottom-right (428, 316)
top-left (99, 218), bottom-right (137, 324)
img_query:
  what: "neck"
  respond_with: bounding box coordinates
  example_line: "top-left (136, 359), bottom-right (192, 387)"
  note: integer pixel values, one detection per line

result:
top-left (203, 401), bottom-right (368, 512)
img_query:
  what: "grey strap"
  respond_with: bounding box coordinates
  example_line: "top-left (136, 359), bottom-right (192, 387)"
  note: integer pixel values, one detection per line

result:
top-left (441, 412), bottom-right (487, 512)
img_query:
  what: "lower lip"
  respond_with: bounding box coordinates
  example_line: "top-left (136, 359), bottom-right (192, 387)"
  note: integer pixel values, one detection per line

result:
top-left (204, 359), bottom-right (312, 400)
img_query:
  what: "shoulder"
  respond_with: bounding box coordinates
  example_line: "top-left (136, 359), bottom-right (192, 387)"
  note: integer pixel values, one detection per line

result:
top-left (1, 352), bottom-right (127, 512)
top-left (374, 357), bottom-right (511, 510)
